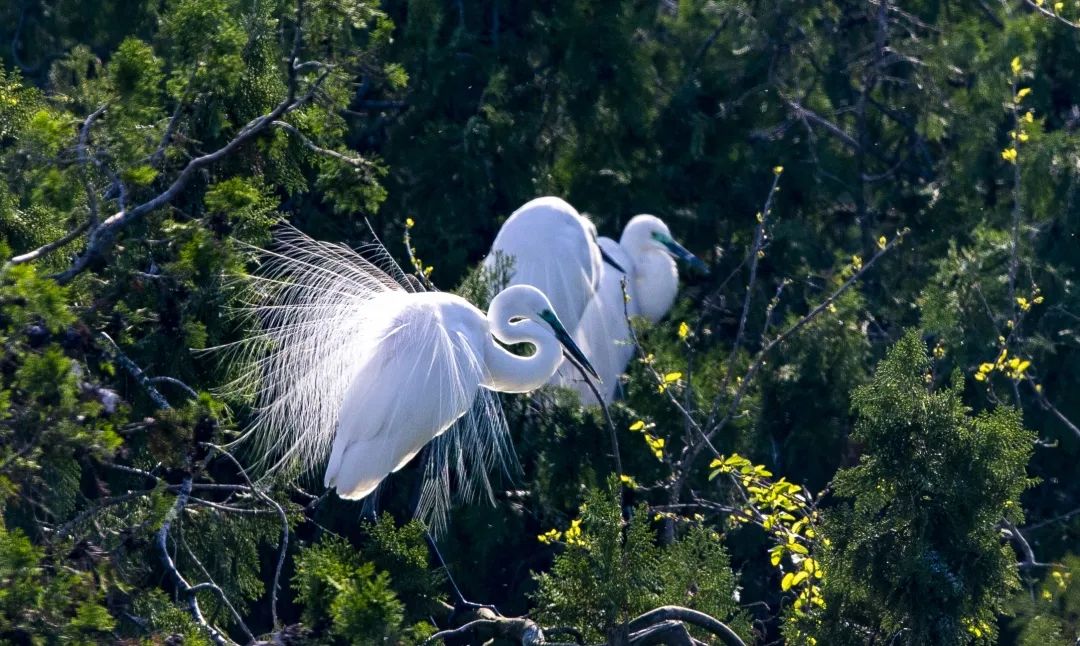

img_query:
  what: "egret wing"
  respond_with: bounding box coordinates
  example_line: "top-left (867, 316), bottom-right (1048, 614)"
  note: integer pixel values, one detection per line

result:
top-left (485, 197), bottom-right (601, 330)
top-left (324, 304), bottom-right (486, 501)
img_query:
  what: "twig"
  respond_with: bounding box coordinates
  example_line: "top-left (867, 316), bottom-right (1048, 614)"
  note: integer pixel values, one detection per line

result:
top-left (7, 221), bottom-right (92, 266)
top-left (271, 120), bottom-right (376, 168)
top-left (1022, 0), bottom-right (1080, 28)
top-left (1029, 382), bottom-right (1080, 442)
top-left (78, 105), bottom-right (108, 227)
top-left (176, 521), bottom-right (257, 644)
top-left (149, 376), bottom-right (199, 400)
top-left (205, 444), bottom-right (289, 629)
top-left (1023, 506), bottom-right (1080, 532)
top-left (1004, 519), bottom-right (1059, 569)
top-left (98, 332), bottom-right (172, 410)
top-left (157, 477), bottom-right (232, 645)
top-left (672, 234), bottom-right (905, 498)
top-left (708, 171), bottom-right (782, 430)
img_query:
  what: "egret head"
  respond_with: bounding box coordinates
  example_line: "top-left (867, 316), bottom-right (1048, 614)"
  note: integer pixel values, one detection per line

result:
top-left (496, 285), bottom-right (601, 382)
top-left (622, 215), bottom-right (708, 273)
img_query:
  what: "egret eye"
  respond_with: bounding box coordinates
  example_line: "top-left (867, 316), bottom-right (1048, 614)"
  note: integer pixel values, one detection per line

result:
top-left (509, 316), bottom-right (527, 323)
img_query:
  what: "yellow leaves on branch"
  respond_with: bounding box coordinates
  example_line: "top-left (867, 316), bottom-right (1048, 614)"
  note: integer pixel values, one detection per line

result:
top-left (537, 518), bottom-right (586, 547)
top-left (1001, 147), bottom-right (1018, 164)
top-left (1011, 56), bottom-right (1023, 76)
top-left (657, 371), bottom-right (683, 393)
top-left (537, 528), bottom-right (561, 544)
top-left (644, 434), bottom-right (665, 460)
top-left (678, 321), bottom-right (690, 340)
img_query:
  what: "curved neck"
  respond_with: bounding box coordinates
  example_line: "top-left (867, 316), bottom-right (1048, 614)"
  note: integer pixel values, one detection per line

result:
top-left (631, 250), bottom-right (678, 323)
top-left (483, 319), bottom-right (563, 393)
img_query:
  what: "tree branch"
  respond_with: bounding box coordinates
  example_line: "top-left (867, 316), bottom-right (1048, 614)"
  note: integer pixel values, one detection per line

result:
top-left (271, 120), bottom-right (376, 168)
top-left (157, 477), bottom-right (233, 646)
top-left (50, 0), bottom-right (325, 284)
top-left (626, 606), bottom-right (746, 646)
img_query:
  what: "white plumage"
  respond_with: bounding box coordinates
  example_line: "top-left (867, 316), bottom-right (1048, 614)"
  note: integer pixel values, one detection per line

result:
top-left (484, 196), bottom-right (603, 332)
top-left (221, 226), bottom-right (597, 524)
top-left (562, 215), bottom-right (705, 404)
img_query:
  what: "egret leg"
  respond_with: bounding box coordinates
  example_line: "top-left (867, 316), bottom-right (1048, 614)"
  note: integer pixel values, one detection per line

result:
top-left (424, 531), bottom-right (501, 617)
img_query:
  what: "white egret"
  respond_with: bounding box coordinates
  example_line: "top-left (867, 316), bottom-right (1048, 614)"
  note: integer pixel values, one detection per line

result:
top-left (222, 226), bottom-right (598, 522)
top-left (565, 215), bottom-right (706, 403)
top-left (484, 196), bottom-right (626, 333)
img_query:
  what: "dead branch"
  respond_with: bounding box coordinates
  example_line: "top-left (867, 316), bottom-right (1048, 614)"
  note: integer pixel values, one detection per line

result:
top-left (626, 606), bottom-right (747, 646)
top-left (271, 120), bottom-right (377, 168)
top-left (157, 477), bottom-right (234, 645)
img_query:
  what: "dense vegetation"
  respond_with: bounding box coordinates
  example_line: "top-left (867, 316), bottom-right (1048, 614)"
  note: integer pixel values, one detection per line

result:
top-left (0, 0), bottom-right (1078, 643)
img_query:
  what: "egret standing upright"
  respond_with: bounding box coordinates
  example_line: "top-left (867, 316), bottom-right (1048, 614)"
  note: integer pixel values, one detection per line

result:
top-left (566, 215), bottom-right (706, 404)
top-left (223, 226), bottom-right (599, 522)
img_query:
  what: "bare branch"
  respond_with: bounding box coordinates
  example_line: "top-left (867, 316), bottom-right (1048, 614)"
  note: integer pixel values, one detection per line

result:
top-left (78, 105), bottom-right (108, 226)
top-left (626, 606), bottom-right (747, 646)
top-left (157, 477), bottom-right (233, 645)
top-left (177, 521), bottom-right (257, 643)
top-left (271, 120), bottom-right (376, 168)
top-left (422, 613), bottom-right (560, 646)
top-left (149, 376), bottom-right (199, 401)
top-left (707, 171), bottom-right (782, 430)
top-left (1004, 519), bottom-right (1060, 569)
top-left (98, 332), bottom-right (172, 410)
top-left (781, 96), bottom-right (861, 152)
top-left (7, 220), bottom-right (92, 266)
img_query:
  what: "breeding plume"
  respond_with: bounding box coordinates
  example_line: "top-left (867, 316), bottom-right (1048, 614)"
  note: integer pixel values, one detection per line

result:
top-left (223, 227), bottom-right (598, 522)
top-left (484, 196), bottom-right (625, 332)
top-left (567, 215), bottom-right (706, 403)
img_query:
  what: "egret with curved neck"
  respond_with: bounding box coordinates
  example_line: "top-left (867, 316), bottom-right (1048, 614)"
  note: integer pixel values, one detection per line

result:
top-left (222, 228), bottom-right (598, 524)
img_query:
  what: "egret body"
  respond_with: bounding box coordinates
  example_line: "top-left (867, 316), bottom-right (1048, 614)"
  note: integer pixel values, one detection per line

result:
top-left (225, 228), bottom-right (597, 521)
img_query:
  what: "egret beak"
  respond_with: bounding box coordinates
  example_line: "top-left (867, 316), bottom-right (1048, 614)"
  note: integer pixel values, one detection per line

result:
top-left (539, 310), bottom-right (601, 382)
top-left (655, 233), bottom-right (709, 274)
top-left (599, 246), bottom-right (627, 273)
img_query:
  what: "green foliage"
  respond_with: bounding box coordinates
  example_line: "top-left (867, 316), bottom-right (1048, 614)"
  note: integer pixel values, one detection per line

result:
top-left (1008, 555), bottom-right (1080, 646)
top-left (533, 478), bottom-right (747, 642)
top-left (0, 518), bottom-right (114, 643)
top-left (810, 330), bottom-right (1036, 645)
top-left (292, 515), bottom-right (438, 645)
top-left (0, 0), bottom-right (1079, 642)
